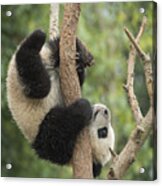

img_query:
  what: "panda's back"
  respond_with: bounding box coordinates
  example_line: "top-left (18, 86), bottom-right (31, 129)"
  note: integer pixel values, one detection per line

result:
top-left (6, 55), bottom-right (62, 143)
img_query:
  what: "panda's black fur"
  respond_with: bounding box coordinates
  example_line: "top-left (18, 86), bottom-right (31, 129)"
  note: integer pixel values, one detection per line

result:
top-left (33, 99), bottom-right (92, 165)
top-left (7, 30), bottom-right (115, 178)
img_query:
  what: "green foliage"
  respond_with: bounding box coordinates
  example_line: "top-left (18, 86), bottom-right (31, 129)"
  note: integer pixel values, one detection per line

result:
top-left (1, 2), bottom-right (156, 180)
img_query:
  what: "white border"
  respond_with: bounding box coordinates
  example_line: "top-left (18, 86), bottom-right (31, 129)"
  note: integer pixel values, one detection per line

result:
top-left (1, 0), bottom-right (161, 186)
top-left (0, 0), bottom-right (154, 5)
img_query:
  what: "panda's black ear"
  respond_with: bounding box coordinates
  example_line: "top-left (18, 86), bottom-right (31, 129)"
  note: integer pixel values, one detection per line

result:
top-left (93, 162), bottom-right (102, 178)
top-left (20, 29), bottom-right (46, 53)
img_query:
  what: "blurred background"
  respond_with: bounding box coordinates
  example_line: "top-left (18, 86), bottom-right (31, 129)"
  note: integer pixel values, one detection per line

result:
top-left (1, 2), bottom-right (156, 180)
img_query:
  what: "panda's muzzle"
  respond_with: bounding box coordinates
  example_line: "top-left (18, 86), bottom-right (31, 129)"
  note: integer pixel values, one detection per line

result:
top-left (97, 127), bottom-right (108, 138)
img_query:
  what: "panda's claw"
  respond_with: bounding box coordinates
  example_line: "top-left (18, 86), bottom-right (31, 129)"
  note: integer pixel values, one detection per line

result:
top-left (75, 52), bottom-right (80, 60)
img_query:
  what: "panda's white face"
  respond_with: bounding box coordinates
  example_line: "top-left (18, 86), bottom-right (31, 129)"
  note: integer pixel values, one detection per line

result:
top-left (92, 103), bottom-right (110, 125)
top-left (89, 103), bottom-right (115, 166)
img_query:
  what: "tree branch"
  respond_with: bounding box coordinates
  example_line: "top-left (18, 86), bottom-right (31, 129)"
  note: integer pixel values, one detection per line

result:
top-left (59, 3), bottom-right (93, 179)
top-left (49, 3), bottom-right (59, 40)
top-left (135, 16), bottom-right (147, 43)
top-left (108, 17), bottom-right (154, 179)
top-left (60, 3), bottom-right (81, 104)
top-left (123, 17), bottom-right (147, 125)
top-left (124, 27), bottom-right (153, 107)
top-left (124, 27), bottom-right (149, 62)
top-left (108, 108), bottom-right (153, 179)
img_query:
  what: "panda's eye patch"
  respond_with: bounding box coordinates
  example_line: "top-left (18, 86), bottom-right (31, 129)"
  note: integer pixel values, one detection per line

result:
top-left (104, 109), bottom-right (108, 115)
top-left (97, 127), bottom-right (108, 138)
top-left (94, 110), bottom-right (100, 118)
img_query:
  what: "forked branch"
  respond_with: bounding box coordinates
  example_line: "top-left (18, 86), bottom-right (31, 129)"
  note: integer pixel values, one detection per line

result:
top-left (108, 16), bottom-right (154, 179)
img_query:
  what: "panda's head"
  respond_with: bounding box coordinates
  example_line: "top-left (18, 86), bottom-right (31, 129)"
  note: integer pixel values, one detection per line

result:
top-left (90, 103), bottom-right (111, 139)
top-left (89, 103), bottom-right (114, 166)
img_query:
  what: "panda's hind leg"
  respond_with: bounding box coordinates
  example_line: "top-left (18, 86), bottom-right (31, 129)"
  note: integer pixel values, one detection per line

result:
top-left (16, 30), bottom-right (51, 99)
top-left (33, 98), bottom-right (92, 165)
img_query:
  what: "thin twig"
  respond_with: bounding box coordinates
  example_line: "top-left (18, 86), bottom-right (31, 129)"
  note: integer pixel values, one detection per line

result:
top-left (136, 16), bottom-right (147, 43)
top-left (109, 147), bottom-right (117, 158)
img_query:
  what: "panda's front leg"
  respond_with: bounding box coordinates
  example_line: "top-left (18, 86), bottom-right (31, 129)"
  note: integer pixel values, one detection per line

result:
top-left (76, 38), bottom-right (94, 87)
top-left (33, 98), bottom-right (92, 165)
top-left (16, 30), bottom-right (51, 99)
top-left (48, 37), bottom-right (94, 87)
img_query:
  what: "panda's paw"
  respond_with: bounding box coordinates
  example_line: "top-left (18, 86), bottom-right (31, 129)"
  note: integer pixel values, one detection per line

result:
top-left (76, 38), bottom-right (94, 67)
top-left (19, 29), bottom-right (46, 53)
top-left (72, 98), bottom-right (92, 123)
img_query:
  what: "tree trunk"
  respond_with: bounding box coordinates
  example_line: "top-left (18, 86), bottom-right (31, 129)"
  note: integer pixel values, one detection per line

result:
top-left (59, 3), bottom-right (93, 179)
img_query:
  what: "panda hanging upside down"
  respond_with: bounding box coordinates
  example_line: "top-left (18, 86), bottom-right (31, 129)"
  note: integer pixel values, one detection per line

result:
top-left (6, 30), bottom-right (115, 178)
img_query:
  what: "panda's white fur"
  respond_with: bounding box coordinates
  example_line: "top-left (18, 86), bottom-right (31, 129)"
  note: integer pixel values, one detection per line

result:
top-left (89, 103), bottom-right (115, 166)
top-left (6, 44), bottom-right (63, 143)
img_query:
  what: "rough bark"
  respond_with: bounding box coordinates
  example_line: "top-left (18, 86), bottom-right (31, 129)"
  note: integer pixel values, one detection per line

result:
top-left (60, 3), bottom-right (81, 104)
top-left (59, 3), bottom-right (93, 179)
top-left (108, 17), bottom-right (154, 179)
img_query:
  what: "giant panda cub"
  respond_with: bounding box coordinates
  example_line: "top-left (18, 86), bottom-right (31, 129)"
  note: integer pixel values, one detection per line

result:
top-left (6, 30), bottom-right (115, 178)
